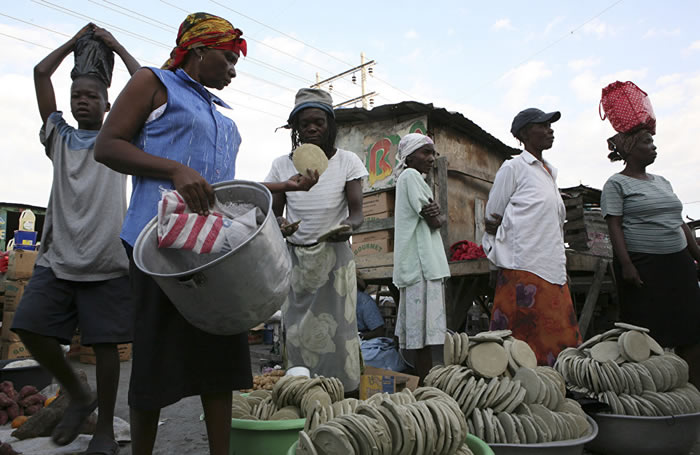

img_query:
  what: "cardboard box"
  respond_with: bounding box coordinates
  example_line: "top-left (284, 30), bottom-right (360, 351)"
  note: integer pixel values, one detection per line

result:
top-left (352, 230), bottom-right (393, 244)
top-left (13, 231), bottom-right (37, 250)
top-left (6, 250), bottom-right (37, 280)
top-left (3, 280), bottom-right (28, 312)
top-left (352, 238), bottom-right (393, 257)
top-left (359, 366), bottom-right (419, 400)
top-left (363, 191), bottom-right (395, 216)
top-left (1, 311), bottom-right (19, 342)
top-left (79, 343), bottom-right (132, 364)
top-left (364, 210), bottom-right (394, 222)
top-left (1, 341), bottom-right (31, 360)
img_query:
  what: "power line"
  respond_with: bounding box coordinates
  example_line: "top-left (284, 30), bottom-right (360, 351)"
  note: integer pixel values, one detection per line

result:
top-left (0, 31), bottom-right (53, 50)
top-left (87, 0), bottom-right (173, 33)
top-left (472, 0), bottom-right (625, 93)
top-left (0, 12), bottom-right (70, 38)
top-left (208, 0), bottom-right (353, 67)
top-left (32, 0), bottom-right (171, 49)
top-left (0, 29), bottom-right (285, 119)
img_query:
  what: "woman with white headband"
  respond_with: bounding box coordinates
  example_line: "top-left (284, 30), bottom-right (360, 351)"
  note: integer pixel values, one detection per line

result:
top-left (392, 133), bottom-right (450, 382)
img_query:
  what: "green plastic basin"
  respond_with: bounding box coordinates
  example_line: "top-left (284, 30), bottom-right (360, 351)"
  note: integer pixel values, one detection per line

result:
top-left (286, 433), bottom-right (494, 454)
top-left (229, 417), bottom-right (306, 455)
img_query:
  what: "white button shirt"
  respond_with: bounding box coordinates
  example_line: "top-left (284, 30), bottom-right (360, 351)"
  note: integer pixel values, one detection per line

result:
top-left (481, 151), bottom-right (567, 285)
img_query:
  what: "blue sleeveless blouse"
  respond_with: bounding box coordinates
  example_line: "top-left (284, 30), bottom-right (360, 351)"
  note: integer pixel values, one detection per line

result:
top-left (121, 67), bottom-right (241, 246)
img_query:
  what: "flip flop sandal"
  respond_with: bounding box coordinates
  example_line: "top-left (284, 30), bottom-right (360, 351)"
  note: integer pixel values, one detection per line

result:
top-left (51, 397), bottom-right (98, 446)
top-left (84, 435), bottom-right (120, 455)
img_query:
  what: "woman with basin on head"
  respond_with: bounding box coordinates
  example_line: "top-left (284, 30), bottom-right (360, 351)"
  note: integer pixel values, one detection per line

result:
top-left (602, 128), bottom-right (700, 388)
top-left (266, 88), bottom-right (368, 393)
top-left (94, 13), bottom-right (317, 454)
top-left (482, 108), bottom-right (582, 366)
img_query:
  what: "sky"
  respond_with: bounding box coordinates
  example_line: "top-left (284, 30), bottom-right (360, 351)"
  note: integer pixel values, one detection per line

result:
top-left (2, 0), bottom-right (700, 219)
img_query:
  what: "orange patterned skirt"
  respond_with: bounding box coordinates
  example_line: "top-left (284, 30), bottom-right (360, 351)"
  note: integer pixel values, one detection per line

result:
top-left (489, 269), bottom-right (582, 366)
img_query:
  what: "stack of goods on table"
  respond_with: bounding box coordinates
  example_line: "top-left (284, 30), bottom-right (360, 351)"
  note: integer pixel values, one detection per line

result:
top-left (555, 322), bottom-right (700, 416)
top-left (425, 330), bottom-right (593, 444)
top-left (240, 368), bottom-right (286, 392)
top-left (299, 386), bottom-right (473, 455)
top-left (1, 250), bottom-right (38, 360)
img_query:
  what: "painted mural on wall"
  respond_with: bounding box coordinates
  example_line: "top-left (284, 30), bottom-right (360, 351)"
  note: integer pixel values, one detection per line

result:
top-left (337, 115), bottom-right (428, 193)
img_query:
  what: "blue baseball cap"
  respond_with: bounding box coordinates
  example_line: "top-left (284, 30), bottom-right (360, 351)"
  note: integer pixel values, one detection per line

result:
top-left (511, 108), bottom-right (561, 138)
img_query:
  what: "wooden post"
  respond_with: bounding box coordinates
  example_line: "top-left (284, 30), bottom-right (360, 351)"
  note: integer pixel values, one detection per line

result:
top-left (475, 198), bottom-right (485, 245)
top-left (436, 156), bottom-right (449, 251)
top-left (578, 258), bottom-right (610, 338)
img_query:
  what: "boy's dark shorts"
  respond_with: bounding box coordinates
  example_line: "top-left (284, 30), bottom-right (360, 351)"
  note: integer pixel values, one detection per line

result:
top-left (11, 266), bottom-right (133, 346)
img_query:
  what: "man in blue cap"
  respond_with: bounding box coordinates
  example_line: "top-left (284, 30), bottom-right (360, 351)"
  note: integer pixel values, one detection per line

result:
top-left (482, 107), bottom-right (582, 366)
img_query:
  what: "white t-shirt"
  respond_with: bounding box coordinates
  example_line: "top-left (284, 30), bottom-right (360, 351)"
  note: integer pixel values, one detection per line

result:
top-left (266, 149), bottom-right (368, 245)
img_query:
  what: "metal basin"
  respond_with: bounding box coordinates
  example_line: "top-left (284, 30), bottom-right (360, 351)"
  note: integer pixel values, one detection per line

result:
top-left (585, 412), bottom-right (700, 455)
top-left (489, 416), bottom-right (598, 455)
top-left (133, 180), bottom-right (291, 335)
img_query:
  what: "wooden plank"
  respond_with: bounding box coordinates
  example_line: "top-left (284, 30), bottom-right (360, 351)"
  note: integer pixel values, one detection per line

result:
top-left (564, 196), bottom-right (583, 208)
top-left (356, 266), bottom-right (393, 281)
top-left (449, 258), bottom-right (490, 276)
top-left (355, 252), bottom-right (394, 269)
top-left (447, 163), bottom-right (496, 184)
top-left (578, 258), bottom-right (610, 338)
top-left (565, 218), bottom-right (586, 231)
top-left (566, 251), bottom-right (601, 272)
top-left (474, 198), bottom-right (485, 246)
top-left (436, 157), bottom-right (450, 251)
top-left (354, 217), bottom-right (394, 234)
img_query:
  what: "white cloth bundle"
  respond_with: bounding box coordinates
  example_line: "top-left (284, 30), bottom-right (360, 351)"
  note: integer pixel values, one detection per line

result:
top-left (157, 190), bottom-right (262, 254)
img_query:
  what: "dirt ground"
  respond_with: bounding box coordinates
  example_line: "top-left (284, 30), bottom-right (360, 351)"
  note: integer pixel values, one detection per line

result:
top-left (75, 344), bottom-right (699, 455)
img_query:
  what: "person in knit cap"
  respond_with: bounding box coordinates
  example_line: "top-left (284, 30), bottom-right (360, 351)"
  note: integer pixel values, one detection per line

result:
top-left (392, 133), bottom-right (450, 382)
top-left (266, 88), bottom-right (368, 393)
top-left (602, 128), bottom-right (700, 388)
top-left (11, 23), bottom-right (139, 455)
top-left (95, 13), bottom-right (316, 454)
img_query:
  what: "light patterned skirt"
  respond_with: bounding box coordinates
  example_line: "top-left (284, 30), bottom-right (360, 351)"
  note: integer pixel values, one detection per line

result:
top-left (395, 278), bottom-right (447, 350)
top-left (283, 241), bottom-right (361, 391)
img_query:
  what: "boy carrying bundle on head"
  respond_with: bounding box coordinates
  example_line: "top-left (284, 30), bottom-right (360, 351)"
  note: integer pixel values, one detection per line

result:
top-left (11, 23), bottom-right (139, 455)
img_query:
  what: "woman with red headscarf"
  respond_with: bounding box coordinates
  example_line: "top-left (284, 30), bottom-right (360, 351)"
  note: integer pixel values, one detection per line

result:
top-left (96, 13), bottom-right (315, 454)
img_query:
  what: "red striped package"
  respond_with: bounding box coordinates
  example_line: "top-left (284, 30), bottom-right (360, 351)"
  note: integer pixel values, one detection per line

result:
top-left (157, 191), bottom-right (260, 254)
top-left (599, 81), bottom-right (656, 134)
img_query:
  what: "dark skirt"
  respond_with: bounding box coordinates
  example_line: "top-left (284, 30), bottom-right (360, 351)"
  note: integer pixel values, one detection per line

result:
top-left (126, 250), bottom-right (252, 410)
top-left (614, 248), bottom-right (700, 348)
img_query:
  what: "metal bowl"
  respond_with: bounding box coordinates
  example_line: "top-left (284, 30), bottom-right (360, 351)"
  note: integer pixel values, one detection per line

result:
top-left (585, 411), bottom-right (700, 455)
top-left (489, 416), bottom-right (598, 455)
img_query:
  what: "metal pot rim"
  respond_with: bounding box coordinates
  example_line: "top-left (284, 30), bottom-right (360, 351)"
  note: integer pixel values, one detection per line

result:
top-left (133, 179), bottom-right (272, 278)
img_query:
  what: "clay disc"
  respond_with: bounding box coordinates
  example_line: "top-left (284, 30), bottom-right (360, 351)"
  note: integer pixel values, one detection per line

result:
top-left (293, 143), bottom-right (328, 176)
top-left (591, 340), bottom-right (620, 363)
top-left (621, 330), bottom-right (651, 362)
top-left (318, 224), bottom-right (351, 242)
top-left (468, 342), bottom-right (508, 378)
top-left (510, 339), bottom-right (537, 369)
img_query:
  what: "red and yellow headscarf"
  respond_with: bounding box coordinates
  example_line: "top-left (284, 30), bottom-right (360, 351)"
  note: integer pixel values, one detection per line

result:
top-left (163, 12), bottom-right (247, 70)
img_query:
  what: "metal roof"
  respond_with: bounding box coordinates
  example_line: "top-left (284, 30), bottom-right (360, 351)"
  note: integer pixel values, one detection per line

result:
top-left (334, 101), bottom-right (520, 158)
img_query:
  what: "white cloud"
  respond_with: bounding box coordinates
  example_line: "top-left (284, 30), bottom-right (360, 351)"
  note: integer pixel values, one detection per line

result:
top-left (568, 58), bottom-right (601, 72)
top-left (688, 41), bottom-right (700, 51)
top-left (499, 61), bottom-right (552, 111)
top-left (491, 18), bottom-right (514, 31)
top-left (581, 19), bottom-right (617, 39)
top-left (544, 16), bottom-right (565, 36)
top-left (404, 29), bottom-right (418, 40)
top-left (643, 27), bottom-right (680, 39)
top-left (656, 73), bottom-right (683, 86)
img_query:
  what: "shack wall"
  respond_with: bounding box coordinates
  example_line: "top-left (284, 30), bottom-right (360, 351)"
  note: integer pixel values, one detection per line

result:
top-left (430, 125), bottom-right (507, 247)
top-left (335, 115), bottom-right (428, 193)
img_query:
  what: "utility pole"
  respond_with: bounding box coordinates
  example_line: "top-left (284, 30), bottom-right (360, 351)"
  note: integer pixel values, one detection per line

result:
top-left (311, 53), bottom-right (377, 109)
